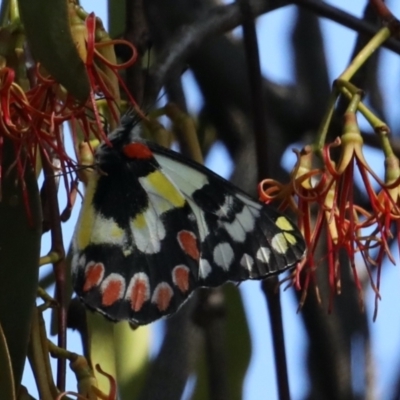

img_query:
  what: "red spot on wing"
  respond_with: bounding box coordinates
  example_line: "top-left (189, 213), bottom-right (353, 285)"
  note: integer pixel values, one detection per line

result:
top-left (123, 143), bottom-right (153, 159)
top-left (177, 230), bottom-right (200, 260)
top-left (152, 283), bottom-right (173, 312)
top-left (83, 262), bottom-right (105, 291)
top-left (102, 277), bottom-right (124, 306)
top-left (172, 265), bottom-right (190, 293)
top-left (129, 275), bottom-right (150, 311)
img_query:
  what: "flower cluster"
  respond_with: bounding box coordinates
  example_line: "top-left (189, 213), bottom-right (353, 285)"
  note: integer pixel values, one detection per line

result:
top-left (0, 6), bottom-right (138, 219)
top-left (259, 108), bottom-right (400, 317)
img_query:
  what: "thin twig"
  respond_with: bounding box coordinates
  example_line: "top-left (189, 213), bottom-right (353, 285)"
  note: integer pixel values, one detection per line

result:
top-left (238, 0), bottom-right (291, 398)
top-left (124, 0), bottom-right (150, 104)
top-left (145, 0), bottom-right (283, 107)
top-left (294, 0), bottom-right (400, 53)
top-left (238, 0), bottom-right (270, 177)
top-left (262, 280), bottom-right (291, 400)
top-left (41, 151), bottom-right (67, 391)
top-left (146, 0), bottom-right (400, 108)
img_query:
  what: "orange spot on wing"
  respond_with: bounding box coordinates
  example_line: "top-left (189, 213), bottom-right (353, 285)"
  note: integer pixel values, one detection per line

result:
top-left (178, 230), bottom-right (200, 260)
top-left (153, 283), bottom-right (173, 312)
top-left (173, 265), bottom-right (190, 293)
top-left (123, 143), bottom-right (153, 159)
top-left (83, 262), bottom-right (104, 291)
top-left (102, 279), bottom-right (123, 306)
top-left (130, 278), bottom-right (149, 311)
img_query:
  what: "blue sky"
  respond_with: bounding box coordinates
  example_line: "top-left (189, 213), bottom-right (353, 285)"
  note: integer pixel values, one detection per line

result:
top-left (21, 0), bottom-right (400, 399)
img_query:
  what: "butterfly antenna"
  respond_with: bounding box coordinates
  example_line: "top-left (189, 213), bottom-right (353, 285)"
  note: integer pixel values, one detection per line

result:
top-left (51, 164), bottom-right (95, 179)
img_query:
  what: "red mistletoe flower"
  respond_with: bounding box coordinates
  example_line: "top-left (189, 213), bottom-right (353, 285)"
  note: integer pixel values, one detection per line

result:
top-left (259, 104), bottom-right (399, 314)
top-left (0, 9), bottom-right (140, 221)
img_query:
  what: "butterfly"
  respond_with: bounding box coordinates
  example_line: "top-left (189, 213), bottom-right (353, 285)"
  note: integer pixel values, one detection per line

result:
top-left (71, 115), bottom-right (305, 325)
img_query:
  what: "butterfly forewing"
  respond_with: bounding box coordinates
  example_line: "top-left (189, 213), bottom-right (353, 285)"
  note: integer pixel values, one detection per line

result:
top-left (152, 148), bottom-right (304, 286)
top-left (72, 129), bottom-right (305, 325)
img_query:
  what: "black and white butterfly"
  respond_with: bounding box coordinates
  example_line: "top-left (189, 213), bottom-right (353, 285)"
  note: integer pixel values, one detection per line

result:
top-left (71, 116), bottom-right (305, 325)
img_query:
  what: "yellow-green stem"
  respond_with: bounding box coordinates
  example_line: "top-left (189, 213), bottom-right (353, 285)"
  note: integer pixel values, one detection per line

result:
top-left (337, 85), bottom-right (395, 159)
top-left (48, 340), bottom-right (77, 361)
top-left (378, 127), bottom-right (395, 159)
top-left (335, 79), bottom-right (360, 94)
top-left (27, 309), bottom-right (58, 400)
top-left (312, 89), bottom-right (339, 155)
top-left (338, 88), bottom-right (385, 130)
top-left (9, 0), bottom-right (19, 23)
top-left (163, 103), bottom-right (204, 164)
top-left (339, 27), bottom-right (391, 82)
top-left (345, 92), bottom-right (361, 115)
top-left (39, 252), bottom-right (61, 267)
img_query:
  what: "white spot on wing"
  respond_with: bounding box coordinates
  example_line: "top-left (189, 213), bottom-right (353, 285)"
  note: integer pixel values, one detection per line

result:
top-left (223, 219), bottom-right (246, 242)
top-left (240, 253), bottom-right (254, 270)
top-left (234, 193), bottom-right (261, 219)
top-left (222, 205), bottom-right (255, 243)
top-left (213, 242), bottom-right (234, 271)
top-left (271, 233), bottom-right (289, 254)
top-left (90, 215), bottom-right (128, 246)
top-left (71, 253), bottom-right (86, 274)
top-left (256, 247), bottom-right (271, 264)
top-left (79, 254), bottom-right (86, 269)
top-left (199, 258), bottom-right (212, 279)
top-left (131, 206), bottom-right (166, 254)
top-left (237, 206), bottom-right (256, 232)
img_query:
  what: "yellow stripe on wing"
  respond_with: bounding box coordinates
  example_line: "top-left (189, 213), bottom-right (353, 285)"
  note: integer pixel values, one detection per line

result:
top-left (141, 170), bottom-right (186, 209)
top-left (75, 176), bottom-right (97, 250)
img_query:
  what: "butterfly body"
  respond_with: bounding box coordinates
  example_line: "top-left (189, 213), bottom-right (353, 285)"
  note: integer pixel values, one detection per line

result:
top-left (72, 120), bottom-right (305, 325)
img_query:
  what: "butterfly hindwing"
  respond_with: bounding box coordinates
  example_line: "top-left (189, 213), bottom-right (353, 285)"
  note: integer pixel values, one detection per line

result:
top-left (72, 128), bottom-right (305, 325)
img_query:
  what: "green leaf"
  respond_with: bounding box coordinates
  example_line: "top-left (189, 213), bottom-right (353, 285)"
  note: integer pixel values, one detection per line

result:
top-left (107, 0), bottom-right (126, 39)
top-left (0, 138), bottom-right (42, 392)
top-left (18, 0), bottom-right (90, 102)
top-left (224, 284), bottom-right (251, 398)
top-left (87, 312), bottom-right (151, 399)
top-left (87, 311), bottom-right (118, 392)
top-left (114, 322), bottom-right (150, 400)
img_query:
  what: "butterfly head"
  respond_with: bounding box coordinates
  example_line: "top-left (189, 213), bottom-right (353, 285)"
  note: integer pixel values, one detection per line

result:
top-left (93, 114), bottom-right (158, 179)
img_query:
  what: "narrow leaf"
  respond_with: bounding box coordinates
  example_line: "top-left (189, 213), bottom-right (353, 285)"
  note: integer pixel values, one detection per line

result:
top-left (18, 0), bottom-right (90, 102)
top-left (0, 138), bottom-right (42, 392)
